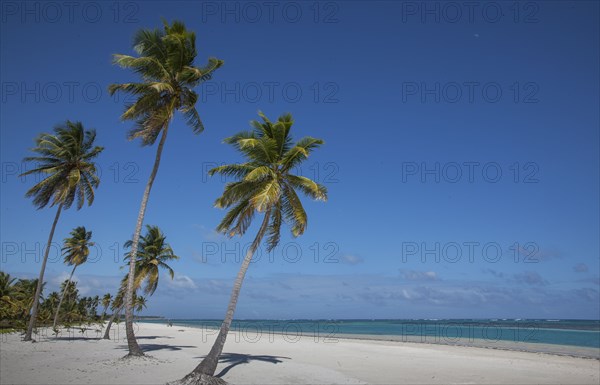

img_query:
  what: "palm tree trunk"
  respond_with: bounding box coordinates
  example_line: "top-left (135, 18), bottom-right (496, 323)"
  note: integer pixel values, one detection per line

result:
top-left (52, 265), bottom-right (77, 330)
top-left (175, 210), bottom-right (271, 383)
top-left (124, 126), bottom-right (170, 357)
top-left (24, 203), bottom-right (63, 341)
top-left (103, 305), bottom-right (122, 340)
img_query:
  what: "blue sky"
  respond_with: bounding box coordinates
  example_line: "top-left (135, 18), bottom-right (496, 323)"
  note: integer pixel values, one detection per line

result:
top-left (1, 1), bottom-right (598, 319)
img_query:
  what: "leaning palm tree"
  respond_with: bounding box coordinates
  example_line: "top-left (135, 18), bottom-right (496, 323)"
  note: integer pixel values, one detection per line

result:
top-left (108, 19), bottom-right (223, 357)
top-left (53, 226), bottom-right (94, 329)
top-left (20, 121), bottom-right (103, 341)
top-left (103, 285), bottom-right (125, 340)
top-left (171, 112), bottom-right (327, 385)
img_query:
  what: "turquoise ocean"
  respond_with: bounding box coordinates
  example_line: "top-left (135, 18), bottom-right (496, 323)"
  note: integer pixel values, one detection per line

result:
top-left (146, 319), bottom-right (599, 353)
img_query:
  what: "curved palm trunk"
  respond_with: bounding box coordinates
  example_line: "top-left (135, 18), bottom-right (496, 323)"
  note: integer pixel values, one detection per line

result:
top-left (124, 126), bottom-right (170, 357)
top-left (52, 265), bottom-right (77, 330)
top-left (24, 203), bottom-right (63, 341)
top-left (173, 211), bottom-right (271, 384)
top-left (103, 305), bottom-right (122, 340)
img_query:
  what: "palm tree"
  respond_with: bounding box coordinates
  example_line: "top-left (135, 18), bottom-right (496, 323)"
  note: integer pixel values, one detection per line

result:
top-left (133, 295), bottom-right (147, 319)
top-left (103, 285), bottom-right (125, 340)
top-left (53, 226), bottom-right (94, 329)
top-left (0, 272), bottom-right (17, 320)
top-left (20, 121), bottom-right (103, 341)
top-left (104, 226), bottom-right (178, 339)
top-left (108, 19), bottom-right (223, 357)
top-left (13, 279), bottom-right (45, 320)
top-left (101, 293), bottom-right (112, 322)
top-left (0, 272), bottom-right (16, 298)
top-left (171, 112), bottom-right (327, 385)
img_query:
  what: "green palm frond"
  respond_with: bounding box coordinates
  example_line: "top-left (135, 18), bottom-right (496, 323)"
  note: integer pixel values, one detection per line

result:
top-left (286, 174), bottom-right (328, 201)
top-left (281, 183), bottom-right (308, 237)
top-left (208, 163), bottom-right (254, 179)
top-left (281, 137), bottom-right (324, 172)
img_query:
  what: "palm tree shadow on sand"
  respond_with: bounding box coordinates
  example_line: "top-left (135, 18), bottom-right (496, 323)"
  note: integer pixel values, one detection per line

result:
top-left (192, 353), bottom-right (291, 378)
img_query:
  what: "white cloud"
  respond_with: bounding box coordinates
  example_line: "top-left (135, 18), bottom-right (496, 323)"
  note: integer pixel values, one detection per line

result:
top-left (340, 254), bottom-right (364, 265)
top-left (168, 274), bottom-right (197, 289)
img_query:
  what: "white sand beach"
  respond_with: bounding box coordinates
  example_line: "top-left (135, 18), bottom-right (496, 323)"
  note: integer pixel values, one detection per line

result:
top-left (1, 322), bottom-right (598, 385)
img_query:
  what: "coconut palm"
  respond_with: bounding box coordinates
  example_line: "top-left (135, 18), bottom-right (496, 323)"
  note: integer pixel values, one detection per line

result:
top-left (101, 293), bottom-right (112, 321)
top-left (13, 279), bottom-right (45, 320)
top-left (104, 227), bottom-right (178, 339)
top-left (0, 272), bottom-right (17, 320)
top-left (133, 295), bottom-right (147, 318)
top-left (171, 112), bottom-right (327, 385)
top-left (20, 121), bottom-right (103, 341)
top-left (0, 272), bottom-right (16, 298)
top-left (53, 226), bottom-right (94, 329)
top-left (108, 19), bottom-right (223, 357)
top-left (103, 285), bottom-right (126, 340)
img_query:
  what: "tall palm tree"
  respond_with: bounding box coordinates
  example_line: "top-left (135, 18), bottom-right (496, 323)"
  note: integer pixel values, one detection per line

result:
top-left (101, 293), bottom-right (112, 322)
top-left (108, 19), bottom-right (223, 357)
top-left (103, 226), bottom-right (178, 339)
top-left (171, 112), bottom-right (327, 385)
top-left (53, 226), bottom-right (94, 329)
top-left (20, 121), bottom-right (103, 341)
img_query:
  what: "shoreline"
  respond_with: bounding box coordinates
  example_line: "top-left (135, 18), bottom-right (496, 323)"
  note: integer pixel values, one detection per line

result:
top-left (2, 322), bottom-right (599, 384)
top-left (147, 320), bottom-right (600, 360)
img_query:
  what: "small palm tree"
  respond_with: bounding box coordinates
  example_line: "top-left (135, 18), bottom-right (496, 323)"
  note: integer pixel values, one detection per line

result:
top-left (124, 225), bottom-right (178, 296)
top-left (20, 121), bottom-right (103, 341)
top-left (103, 284), bottom-right (126, 340)
top-left (53, 226), bottom-right (94, 329)
top-left (172, 112), bottom-right (327, 385)
top-left (101, 293), bottom-right (112, 322)
top-left (104, 227), bottom-right (178, 340)
top-left (133, 295), bottom-right (147, 319)
top-left (108, 19), bottom-right (223, 357)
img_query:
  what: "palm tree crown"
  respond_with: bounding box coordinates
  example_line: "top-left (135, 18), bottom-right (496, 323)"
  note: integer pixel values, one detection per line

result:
top-left (209, 111), bottom-right (328, 251)
top-left (20, 121), bottom-right (103, 210)
top-left (124, 225), bottom-right (179, 296)
top-left (62, 226), bottom-right (94, 266)
top-left (108, 19), bottom-right (224, 145)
